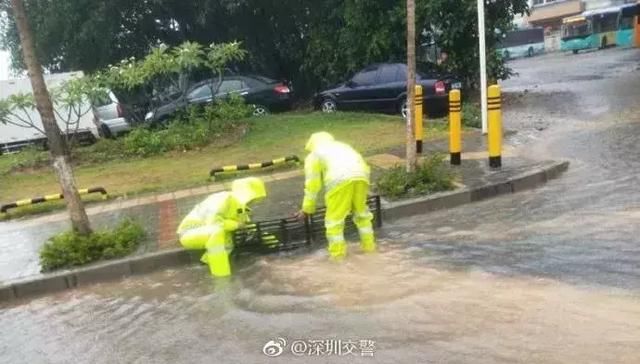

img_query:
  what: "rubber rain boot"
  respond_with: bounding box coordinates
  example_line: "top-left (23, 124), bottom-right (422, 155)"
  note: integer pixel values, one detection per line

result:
top-left (328, 241), bottom-right (347, 261)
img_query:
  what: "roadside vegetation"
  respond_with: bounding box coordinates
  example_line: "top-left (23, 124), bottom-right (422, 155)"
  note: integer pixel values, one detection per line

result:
top-left (0, 0), bottom-right (527, 229)
top-left (1, 0), bottom-right (528, 97)
top-left (39, 218), bottom-right (145, 272)
top-left (462, 102), bottom-right (482, 129)
top-left (375, 154), bottom-right (455, 200)
top-left (0, 97), bottom-right (252, 172)
top-left (0, 146), bottom-right (50, 174)
top-left (89, 96), bottom-right (253, 160)
top-left (0, 111), bottom-right (449, 207)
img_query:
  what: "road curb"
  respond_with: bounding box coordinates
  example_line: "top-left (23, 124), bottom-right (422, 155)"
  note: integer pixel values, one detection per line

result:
top-left (1, 249), bottom-right (200, 303)
top-left (383, 160), bottom-right (569, 221)
top-left (0, 160), bottom-right (569, 304)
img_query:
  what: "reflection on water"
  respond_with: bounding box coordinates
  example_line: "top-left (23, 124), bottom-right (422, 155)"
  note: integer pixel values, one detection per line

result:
top-left (2, 241), bottom-right (640, 364)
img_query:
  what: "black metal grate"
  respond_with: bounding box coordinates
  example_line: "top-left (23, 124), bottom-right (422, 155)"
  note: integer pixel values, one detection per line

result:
top-left (232, 195), bottom-right (382, 255)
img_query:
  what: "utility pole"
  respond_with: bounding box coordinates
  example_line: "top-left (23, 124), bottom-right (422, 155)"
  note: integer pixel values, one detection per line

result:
top-left (406, 0), bottom-right (417, 173)
top-left (10, 0), bottom-right (92, 235)
top-left (477, 0), bottom-right (489, 134)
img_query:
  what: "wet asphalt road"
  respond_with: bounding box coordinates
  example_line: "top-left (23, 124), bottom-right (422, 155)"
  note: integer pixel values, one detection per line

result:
top-left (397, 48), bottom-right (640, 290)
top-left (2, 48), bottom-right (640, 363)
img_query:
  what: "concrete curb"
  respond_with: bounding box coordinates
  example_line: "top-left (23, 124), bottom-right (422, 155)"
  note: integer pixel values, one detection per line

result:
top-left (383, 160), bottom-right (570, 221)
top-left (0, 160), bottom-right (569, 304)
top-left (0, 249), bottom-right (201, 303)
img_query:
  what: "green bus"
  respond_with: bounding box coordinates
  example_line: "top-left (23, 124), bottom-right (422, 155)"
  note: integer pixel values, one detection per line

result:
top-left (561, 4), bottom-right (639, 54)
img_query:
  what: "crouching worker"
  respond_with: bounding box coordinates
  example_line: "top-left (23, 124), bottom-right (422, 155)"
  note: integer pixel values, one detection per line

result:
top-left (177, 177), bottom-right (266, 277)
top-left (295, 132), bottom-right (376, 260)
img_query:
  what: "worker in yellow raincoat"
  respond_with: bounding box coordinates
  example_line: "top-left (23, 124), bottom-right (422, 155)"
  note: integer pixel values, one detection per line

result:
top-left (295, 132), bottom-right (376, 259)
top-left (177, 177), bottom-right (266, 277)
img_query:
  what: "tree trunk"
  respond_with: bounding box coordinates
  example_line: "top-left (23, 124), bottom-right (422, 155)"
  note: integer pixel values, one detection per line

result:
top-left (10, 0), bottom-right (92, 235)
top-left (406, 0), bottom-right (417, 173)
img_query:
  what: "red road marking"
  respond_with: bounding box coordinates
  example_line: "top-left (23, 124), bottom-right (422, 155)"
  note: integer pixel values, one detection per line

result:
top-left (158, 199), bottom-right (178, 250)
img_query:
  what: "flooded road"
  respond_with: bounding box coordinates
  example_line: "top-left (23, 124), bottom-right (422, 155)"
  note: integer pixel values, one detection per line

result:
top-left (2, 49), bottom-right (640, 363)
top-left (2, 252), bottom-right (639, 364)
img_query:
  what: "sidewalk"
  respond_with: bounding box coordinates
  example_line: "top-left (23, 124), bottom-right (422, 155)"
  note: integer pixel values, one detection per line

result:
top-left (0, 129), bottom-right (552, 283)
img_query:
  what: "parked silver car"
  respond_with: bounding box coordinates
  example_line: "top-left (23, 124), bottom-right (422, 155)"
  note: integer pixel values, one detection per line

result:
top-left (91, 91), bottom-right (131, 138)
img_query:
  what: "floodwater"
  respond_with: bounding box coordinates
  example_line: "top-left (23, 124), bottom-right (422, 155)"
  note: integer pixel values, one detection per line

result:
top-left (2, 49), bottom-right (640, 363)
top-left (2, 249), bottom-right (640, 363)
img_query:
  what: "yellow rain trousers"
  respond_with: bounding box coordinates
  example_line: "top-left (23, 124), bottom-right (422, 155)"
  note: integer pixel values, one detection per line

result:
top-left (179, 224), bottom-right (232, 277)
top-left (302, 132), bottom-right (376, 259)
top-left (177, 177), bottom-right (266, 277)
top-left (324, 180), bottom-right (376, 259)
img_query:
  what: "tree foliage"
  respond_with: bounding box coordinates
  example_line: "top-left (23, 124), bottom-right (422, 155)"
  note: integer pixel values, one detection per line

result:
top-left (95, 41), bottom-right (239, 92)
top-left (1, 0), bottom-right (528, 96)
top-left (92, 41), bottom-right (246, 121)
top-left (0, 40), bottom-right (247, 133)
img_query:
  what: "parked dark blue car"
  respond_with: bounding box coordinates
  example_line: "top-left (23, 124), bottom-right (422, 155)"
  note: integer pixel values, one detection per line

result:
top-left (314, 63), bottom-right (461, 117)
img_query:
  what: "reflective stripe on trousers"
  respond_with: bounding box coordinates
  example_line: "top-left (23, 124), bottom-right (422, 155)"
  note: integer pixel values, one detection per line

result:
top-left (325, 219), bottom-right (345, 229)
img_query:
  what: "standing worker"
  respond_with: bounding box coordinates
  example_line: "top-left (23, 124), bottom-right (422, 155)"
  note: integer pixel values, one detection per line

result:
top-left (177, 177), bottom-right (267, 277)
top-left (295, 132), bottom-right (376, 260)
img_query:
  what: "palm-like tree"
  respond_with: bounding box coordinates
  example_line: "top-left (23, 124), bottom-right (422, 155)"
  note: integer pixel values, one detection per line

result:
top-left (9, 0), bottom-right (92, 234)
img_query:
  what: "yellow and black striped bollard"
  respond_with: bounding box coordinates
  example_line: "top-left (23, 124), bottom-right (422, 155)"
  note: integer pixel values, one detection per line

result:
top-left (0, 187), bottom-right (108, 213)
top-left (414, 85), bottom-right (424, 154)
top-left (487, 85), bottom-right (502, 169)
top-left (449, 89), bottom-right (462, 165)
top-left (209, 155), bottom-right (300, 180)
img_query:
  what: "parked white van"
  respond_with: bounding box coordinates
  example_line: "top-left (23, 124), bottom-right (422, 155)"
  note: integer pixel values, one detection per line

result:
top-left (0, 72), bottom-right (98, 153)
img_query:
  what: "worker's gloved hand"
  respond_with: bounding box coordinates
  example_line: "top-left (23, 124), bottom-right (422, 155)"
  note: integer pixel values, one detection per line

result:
top-left (293, 210), bottom-right (309, 222)
top-left (237, 213), bottom-right (251, 226)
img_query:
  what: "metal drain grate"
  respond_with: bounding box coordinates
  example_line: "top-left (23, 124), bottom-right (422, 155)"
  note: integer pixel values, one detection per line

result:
top-left (232, 195), bottom-right (382, 255)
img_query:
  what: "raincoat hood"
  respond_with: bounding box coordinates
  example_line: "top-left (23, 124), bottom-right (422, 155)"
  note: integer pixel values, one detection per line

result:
top-left (305, 132), bottom-right (335, 152)
top-left (231, 177), bottom-right (267, 206)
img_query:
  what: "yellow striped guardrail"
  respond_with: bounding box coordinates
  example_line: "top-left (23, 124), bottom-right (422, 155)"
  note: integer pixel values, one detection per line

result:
top-left (1, 187), bottom-right (108, 213)
top-left (209, 155), bottom-right (300, 180)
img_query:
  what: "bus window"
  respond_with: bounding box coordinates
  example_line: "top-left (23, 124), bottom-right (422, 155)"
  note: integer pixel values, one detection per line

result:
top-left (620, 16), bottom-right (634, 30)
top-left (499, 28), bottom-right (544, 47)
top-left (592, 13), bottom-right (618, 33)
top-left (562, 21), bottom-right (590, 38)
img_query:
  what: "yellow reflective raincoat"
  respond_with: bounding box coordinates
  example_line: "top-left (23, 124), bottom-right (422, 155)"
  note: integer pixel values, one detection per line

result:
top-left (302, 132), bottom-right (376, 259)
top-left (177, 177), bottom-right (266, 277)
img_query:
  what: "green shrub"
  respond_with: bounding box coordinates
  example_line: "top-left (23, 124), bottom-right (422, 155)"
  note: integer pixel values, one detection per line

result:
top-left (376, 154), bottom-right (455, 200)
top-left (39, 218), bottom-right (145, 272)
top-left (164, 116), bottom-right (210, 150)
top-left (0, 146), bottom-right (50, 174)
top-left (180, 95), bottom-right (252, 134)
top-left (117, 96), bottom-right (251, 157)
top-left (462, 102), bottom-right (481, 129)
top-left (209, 94), bottom-right (254, 122)
top-left (123, 127), bottom-right (168, 156)
top-left (76, 138), bottom-right (125, 163)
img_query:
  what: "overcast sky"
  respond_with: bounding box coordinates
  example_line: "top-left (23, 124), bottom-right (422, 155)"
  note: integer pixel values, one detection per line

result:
top-left (0, 50), bottom-right (9, 80)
